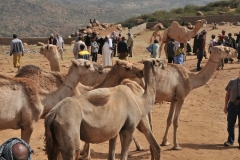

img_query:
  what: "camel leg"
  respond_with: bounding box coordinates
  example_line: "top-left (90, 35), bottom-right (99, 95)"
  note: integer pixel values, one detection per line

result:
top-left (21, 123), bottom-right (35, 144)
top-left (133, 136), bottom-right (144, 151)
top-left (137, 115), bottom-right (160, 160)
top-left (161, 101), bottom-right (176, 146)
top-left (80, 143), bottom-right (91, 160)
top-left (148, 111), bottom-right (153, 130)
top-left (172, 100), bottom-right (184, 150)
top-left (184, 43), bottom-right (187, 61)
top-left (108, 135), bottom-right (118, 160)
top-left (159, 43), bottom-right (164, 58)
top-left (119, 129), bottom-right (134, 160)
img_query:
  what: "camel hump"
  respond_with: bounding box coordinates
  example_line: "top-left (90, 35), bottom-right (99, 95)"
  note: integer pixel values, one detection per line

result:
top-left (120, 79), bottom-right (144, 96)
top-left (84, 88), bottom-right (111, 106)
top-left (170, 21), bottom-right (180, 29)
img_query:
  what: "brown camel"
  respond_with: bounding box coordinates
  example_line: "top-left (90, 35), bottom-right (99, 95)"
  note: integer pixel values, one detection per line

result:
top-left (150, 25), bottom-right (162, 43)
top-left (0, 59), bottom-right (102, 143)
top-left (154, 46), bottom-right (237, 150)
top-left (160, 19), bottom-right (207, 58)
top-left (44, 58), bottom-right (164, 160)
top-left (40, 44), bottom-right (61, 72)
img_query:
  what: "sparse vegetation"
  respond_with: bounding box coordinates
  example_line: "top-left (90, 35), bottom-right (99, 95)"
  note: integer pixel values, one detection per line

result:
top-left (120, 0), bottom-right (240, 28)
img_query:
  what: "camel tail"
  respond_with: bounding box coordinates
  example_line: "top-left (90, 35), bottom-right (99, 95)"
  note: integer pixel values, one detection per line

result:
top-left (44, 111), bottom-right (58, 159)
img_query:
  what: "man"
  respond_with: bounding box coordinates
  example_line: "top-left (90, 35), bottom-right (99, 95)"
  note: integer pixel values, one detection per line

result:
top-left (127, 32), bottom-right (134, 57)
top-left (222, 30), bottom-right (228, 41)
top-left (56, 34), bottom-right (64, 61)
top-left (0, 138), bottom-right (33, 160)
top-left (73, 36), bottom-right (87, 59)
top-left (117, 37), bottom-right (128, 60)
top-left (78, 44), bottom-right (90, 60)
top-left (167, 38), bottom-right (176, 63)
top-left (47, 34), bottom-right (57, 45)
top-left (174, 43), bottom-right (184, 65)
top-left (223, 71), bottom-right (240, 149)
top-left (10, 34), bottom-right (24, 70)
top-left (151, 40), bottom-right (160, 58)
top-left (234, 32), bottom-right (240, 62)
top-left (196, 30), bottom-right (207, 71)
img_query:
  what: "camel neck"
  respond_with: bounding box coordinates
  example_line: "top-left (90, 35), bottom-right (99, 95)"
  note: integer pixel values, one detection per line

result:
top-left (141, 63), bottom-right (156, 115)
top-left (190, 55), bottom-right (219, 89)
top-left (41, 66), bottom-right (80, 117)
top-left (93, 65), bottom-right (121, 89)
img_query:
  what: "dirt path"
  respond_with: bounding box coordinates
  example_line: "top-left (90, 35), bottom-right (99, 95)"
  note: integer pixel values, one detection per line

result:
top-left (0, 24), bottom-right (239, 160)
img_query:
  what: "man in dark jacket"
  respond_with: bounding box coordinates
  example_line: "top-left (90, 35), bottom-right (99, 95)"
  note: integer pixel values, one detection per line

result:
top-left (167, 38), bottom-right (176, 63)
top-left (117, 37), bottom-right (128, 60)
top-left (196, 30), bottom-right (207, 71)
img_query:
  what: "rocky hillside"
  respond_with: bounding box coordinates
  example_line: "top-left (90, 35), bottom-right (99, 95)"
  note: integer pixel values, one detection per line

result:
top-left (0, 0), bottom-right (219, 37)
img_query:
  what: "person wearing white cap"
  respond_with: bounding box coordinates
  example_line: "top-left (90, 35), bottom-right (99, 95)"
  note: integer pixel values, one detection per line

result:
top-left (127, 32), bottom-right (134, 57)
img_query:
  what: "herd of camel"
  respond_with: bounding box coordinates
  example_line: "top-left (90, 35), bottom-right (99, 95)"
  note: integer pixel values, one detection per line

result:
top-left (0, 19), bottom-right (238, 160)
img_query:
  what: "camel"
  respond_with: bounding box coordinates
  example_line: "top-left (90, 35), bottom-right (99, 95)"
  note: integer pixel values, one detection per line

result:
top-left (153, 46), bottom-right (237, 150)
top-left (150, 25), bottom-right (162, 43)
top-left (160, 19), bottom-right (207, 58)
top-left (16, 61), bottom-right (144, 94)
top-left (44, 58), bottom-right (164, 160)
top-left (15, 61), bottom-right (145, 158)
top-left (40, 44), bottom-right (60, 72)
top-left (0, 59), bottom-right (102, 143)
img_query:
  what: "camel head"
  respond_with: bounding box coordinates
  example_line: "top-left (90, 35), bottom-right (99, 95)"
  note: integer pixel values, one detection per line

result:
top-left (115, 60), bottom-right (143, 79)
top-left (143, 58), bottom-right (167, 75)
top-left (211, 46), bottom-right (238, 61)
top-left (70, 59), bottom-right (103, 79)
top-left (194, 19), bottom-right (207, 30)
top-left (39, 45), bottom-right (58, 57)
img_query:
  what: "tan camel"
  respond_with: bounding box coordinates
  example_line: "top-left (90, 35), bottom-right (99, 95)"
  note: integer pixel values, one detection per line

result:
top-left (40, 44), bottom-right (60, 72)
top-left (15, 61), bottom-right (145, 157)
top-left (160, 19), bottom-right (207, 57)
top-left (0, 59), bottom-right (102, 143)
top-left (44, 58), bottom-right (164, 160)
top-left (150, 25), bottom-right (162, 43)
top-left (153, 46), bottom-right (237, 150)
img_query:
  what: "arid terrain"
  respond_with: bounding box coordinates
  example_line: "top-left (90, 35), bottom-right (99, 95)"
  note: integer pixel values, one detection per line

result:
top-left (0, 24), bottom-right (240, 160)
top-left (0, 0), bottom-right (219, 37)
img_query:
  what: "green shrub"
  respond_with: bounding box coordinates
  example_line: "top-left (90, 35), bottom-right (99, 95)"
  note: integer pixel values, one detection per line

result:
top-left (119, 0), bottom-right (240, 28)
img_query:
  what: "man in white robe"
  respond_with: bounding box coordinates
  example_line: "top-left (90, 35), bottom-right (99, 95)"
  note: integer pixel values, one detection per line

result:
top-left (102, 36), bottom-right (113, 67)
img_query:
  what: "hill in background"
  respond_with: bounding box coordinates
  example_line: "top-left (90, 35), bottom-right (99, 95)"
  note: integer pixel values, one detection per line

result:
top-left (0, 0), bottom-right (219, 37)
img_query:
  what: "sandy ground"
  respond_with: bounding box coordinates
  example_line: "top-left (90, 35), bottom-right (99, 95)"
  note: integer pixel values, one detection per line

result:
top-left (0, 24), bottom-right (240, 160)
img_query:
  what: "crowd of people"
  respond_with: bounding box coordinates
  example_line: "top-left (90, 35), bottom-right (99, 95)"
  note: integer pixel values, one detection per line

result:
top-left (72, 31), bottom-right (134, 67)
top-left (155, 29), bottom-right (240, 71)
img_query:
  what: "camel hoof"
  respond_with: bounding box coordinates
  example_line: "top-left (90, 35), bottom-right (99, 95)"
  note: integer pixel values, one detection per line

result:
top-left (80, 150), bottom-right (85, 155)
top-left (136, 146), bottom-right (144, 151)
top-left (172, 146), bottom-right (182, 150)
top-left (161, 141), bottom-right (170, 146)
top-left (79, 155), bottom-right (91, 160)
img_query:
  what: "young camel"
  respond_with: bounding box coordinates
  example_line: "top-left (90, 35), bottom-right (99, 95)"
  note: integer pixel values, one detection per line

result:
top-left (0, 59), bottom-right (102, 143)
top-left (44, 58), bottom-right (164, 160)
top-left (154, 46), bottom-right (238, 150)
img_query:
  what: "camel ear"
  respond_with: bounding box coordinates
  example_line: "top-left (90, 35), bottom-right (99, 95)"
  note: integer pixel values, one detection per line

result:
top-left (124, 63), bottom-right (132, 70)
top-left (224, 47), bottom-right (229, 53)
top-left (115, 59), bottom-right (123, 65)
top-left (152, 60), bottom-right (156, 66)
top-left (46, 45), bottom-right (49, 50)
top-left (84, 61), bottom-right (91, 68)
top-left (72, 60), bottom-right (79, 67)
top-left (162, 63), bottom-right (167, 69)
